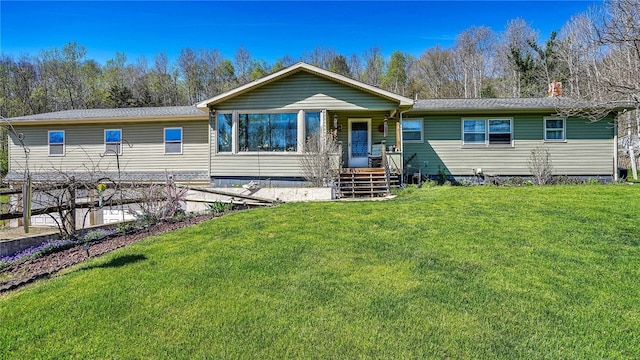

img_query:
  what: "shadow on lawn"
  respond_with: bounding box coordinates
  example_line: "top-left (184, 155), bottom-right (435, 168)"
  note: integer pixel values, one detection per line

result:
top-left (84, 254), bottom-right (147, 270)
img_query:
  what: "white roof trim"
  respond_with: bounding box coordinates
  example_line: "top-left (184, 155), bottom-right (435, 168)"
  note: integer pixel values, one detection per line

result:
top-left (196, 62), bottom-right (414, 110)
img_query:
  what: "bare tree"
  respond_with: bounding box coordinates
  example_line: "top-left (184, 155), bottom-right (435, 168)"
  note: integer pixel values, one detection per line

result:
top-left (454, 26), bottom-right (496, 98)
top-left (528, 145), bottom-right (554, 184)
top-left (300, 132), bottom-right (341, 187)
top-left (362, 47), bottom-right (385, 87)
top-left (411, 46), bottom-right (461, 98)
top-left (234, 45), bottom-right (252, 85)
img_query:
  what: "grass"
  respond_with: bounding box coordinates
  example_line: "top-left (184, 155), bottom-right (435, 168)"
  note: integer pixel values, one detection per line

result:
top-left (1, 185), bottom-right (640, 359)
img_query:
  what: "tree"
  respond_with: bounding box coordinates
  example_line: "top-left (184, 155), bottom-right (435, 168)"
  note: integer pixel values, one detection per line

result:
top-left (496, 18), bottom-right (539, 97)
top-left (327, 54), bottom-right (352, 77)
top-left (411, 46), bottom-right (461, 98)
top-left (234, 45), bottom-right (252, 85)
top-left (362, 47), bottom-right (384, 86)
top-left (178, 48), bottom-right (204, 104)
top-left (454, 26), bottom-right (496, 98)
top-left (382, 51), bottom-right (408, 95)
top-left (39, 41), bottom-right (90, 110)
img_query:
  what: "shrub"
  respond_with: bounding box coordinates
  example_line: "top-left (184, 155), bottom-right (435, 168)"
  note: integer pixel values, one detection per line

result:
top-left (208, 201), bottom-right (234, 214)
top-left (528, 145), bottom-right (553, 185)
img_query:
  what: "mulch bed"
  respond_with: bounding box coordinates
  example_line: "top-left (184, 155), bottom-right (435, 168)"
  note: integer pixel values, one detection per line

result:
top-left (0, 213), bottom-right (221, 293)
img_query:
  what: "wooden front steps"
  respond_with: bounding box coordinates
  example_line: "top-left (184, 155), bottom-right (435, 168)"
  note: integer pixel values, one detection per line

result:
top-left (338, 168), bottom-right (391, 198)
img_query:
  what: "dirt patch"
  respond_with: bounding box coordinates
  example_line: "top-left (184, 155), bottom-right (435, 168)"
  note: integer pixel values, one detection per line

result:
top-left (0, 213), bottom-right (223, 293)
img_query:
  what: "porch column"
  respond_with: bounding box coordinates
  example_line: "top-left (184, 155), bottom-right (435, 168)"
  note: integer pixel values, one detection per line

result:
top-left (297, 110), bottom-right (305, 153)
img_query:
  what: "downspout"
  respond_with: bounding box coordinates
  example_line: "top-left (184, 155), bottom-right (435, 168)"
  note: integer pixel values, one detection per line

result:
top-left (209, 107), bottom-right (215, 182)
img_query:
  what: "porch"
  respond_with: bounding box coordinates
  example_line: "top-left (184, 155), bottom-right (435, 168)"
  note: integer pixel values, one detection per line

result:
top-left (337, 142), bottom-right (403, 198)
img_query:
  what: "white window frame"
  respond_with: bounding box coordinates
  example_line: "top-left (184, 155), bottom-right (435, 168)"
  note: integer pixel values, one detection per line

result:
top-left (488, 118), bottom-right (513, 145)
top-left (164, 127), bottom-right (183, 154)
top-left (544, 117), bottom-right (566, 141)
top-left (216, 112), bottom-right (234, 154)
top-left (104, 129), bottom-right (122, 155)
top-left (402, 119), bottom-right (424, 143)
top-left (237, 111), bottom-right (299, 153)
top-left (48, 130), bottom-right (65, 156)
top-left (218, 110), bottom-right (313, 154)
top-left (462, 118), bottom-right (513, 146)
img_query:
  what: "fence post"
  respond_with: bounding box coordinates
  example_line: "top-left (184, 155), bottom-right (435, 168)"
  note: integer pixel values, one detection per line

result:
top-left (68, 178), bottom-right (77, 236)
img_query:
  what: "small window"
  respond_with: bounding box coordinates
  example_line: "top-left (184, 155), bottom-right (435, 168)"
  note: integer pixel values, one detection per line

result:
top-left (164, 127), bottom-right (183, 154)
top-left (104, 129), bottom-right (122, 155)
top-left (545, 118), bottom-right (565, 141)
top-left (48, 130), bottom-right (65, 156)
top-left (403, 119), bottom-right (423, 142)
top-left (217, 113), bottom-right (233, 153)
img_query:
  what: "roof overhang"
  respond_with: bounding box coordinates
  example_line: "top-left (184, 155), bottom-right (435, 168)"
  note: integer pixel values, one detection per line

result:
top-left (196, 62), bottom-right (414, 111)
top-left (7, 115), bottom-right (207, 126)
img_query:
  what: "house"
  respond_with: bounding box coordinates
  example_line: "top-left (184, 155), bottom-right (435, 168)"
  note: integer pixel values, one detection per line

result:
top-left (4, 62), bottom-right (628, 193)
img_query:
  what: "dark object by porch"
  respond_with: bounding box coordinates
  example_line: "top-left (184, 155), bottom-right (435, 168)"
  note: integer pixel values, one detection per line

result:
top-left (618, 168), bottom-right (628, 180)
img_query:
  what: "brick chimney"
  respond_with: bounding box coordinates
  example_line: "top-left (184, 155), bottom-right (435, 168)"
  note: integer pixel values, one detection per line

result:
top-left (548, 80), bottom-right (562, 97)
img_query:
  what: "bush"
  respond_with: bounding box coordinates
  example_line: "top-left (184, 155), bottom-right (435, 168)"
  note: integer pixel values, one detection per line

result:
top-left (209, 201), bottom-right (234, 214)
top-left (528, 145), bottom-right (553, 185)
top-left (549, 176), bottom-right (585, 185)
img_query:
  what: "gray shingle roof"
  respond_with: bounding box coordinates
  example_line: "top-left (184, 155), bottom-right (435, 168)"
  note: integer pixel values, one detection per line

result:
top-left (411, 97), bottom-right (587, 112)
top-left (6, 106), bottom-right (206, 122)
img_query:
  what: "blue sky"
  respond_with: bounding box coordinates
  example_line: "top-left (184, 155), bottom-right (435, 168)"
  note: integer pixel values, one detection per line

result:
top-left (1, 1), bottom-right (603, 65)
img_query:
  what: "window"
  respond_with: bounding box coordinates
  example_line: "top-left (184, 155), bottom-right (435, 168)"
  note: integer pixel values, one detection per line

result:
top-left (104, 129), bottom-right (122, 155)
top-left (462, 119), bottom-right (512, 145)
top-left (48, 130), bottom-right (65, 156)
top-left (305, 111), bottom-right (321, 140)
top-left (217, 113), bottom-right (233, 153)
top-left (402, 119), bottom-right (423, 142)
top-left (488, 119), bottom-right (512, 144)
top-left (238, 112), bottom-right (297, 152)
top-left (544, 117), bottom-right (565, 141)
top-left (463, 119), bottom-right (486, 144)
top-left (164, 127), bottom-right (182, 154)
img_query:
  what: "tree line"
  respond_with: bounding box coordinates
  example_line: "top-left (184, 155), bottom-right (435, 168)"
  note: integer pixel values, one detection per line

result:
top-left (0, 0), bottom-right (638, 171)
top-left (1, 0), bottom-right (638, 116)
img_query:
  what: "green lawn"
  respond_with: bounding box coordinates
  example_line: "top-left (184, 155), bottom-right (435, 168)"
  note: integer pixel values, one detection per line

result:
top-left (2, 185), bottom-right (640, 359)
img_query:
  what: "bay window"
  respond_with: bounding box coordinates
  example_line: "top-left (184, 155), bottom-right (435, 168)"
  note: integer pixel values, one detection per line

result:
top-left (217, 110), bottom-right (322, 153)
top-left (239, 113), bottom-right (297, 152)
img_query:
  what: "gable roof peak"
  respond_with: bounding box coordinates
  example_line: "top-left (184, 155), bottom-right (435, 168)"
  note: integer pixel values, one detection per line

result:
top-left (196, 62), bottom-right (414, 110)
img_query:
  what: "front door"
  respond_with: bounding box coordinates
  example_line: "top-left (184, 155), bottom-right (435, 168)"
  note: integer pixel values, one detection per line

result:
top-left (348, 119), bottom-right (371, 167)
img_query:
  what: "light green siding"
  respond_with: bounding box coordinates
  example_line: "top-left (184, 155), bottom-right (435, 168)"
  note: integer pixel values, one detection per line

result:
top-left (211, 154), bottom-right (308, 177)
top-left (9, 121), bottom-right (210, 176)
top-left (214, 72), bottom-right (398, 111)
top-left (403, 114), bottom-right (615, 177)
